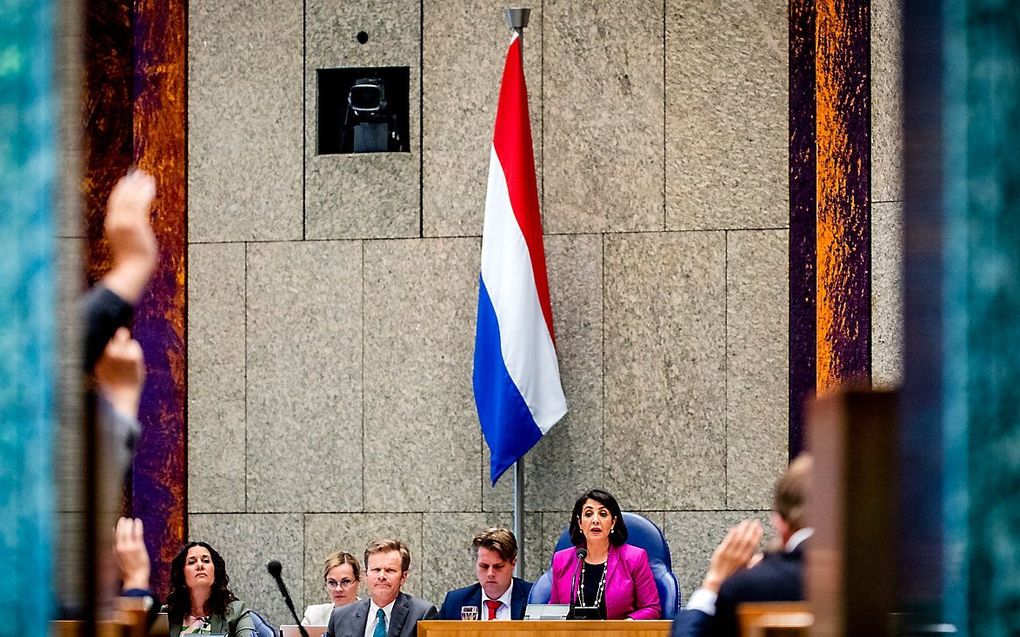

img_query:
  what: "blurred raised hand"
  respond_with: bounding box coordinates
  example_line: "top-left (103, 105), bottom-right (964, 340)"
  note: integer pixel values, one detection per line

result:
top-left (102, 170), bottom-right (158, 305)
top-left (94, 327), bottom-right (146, 419)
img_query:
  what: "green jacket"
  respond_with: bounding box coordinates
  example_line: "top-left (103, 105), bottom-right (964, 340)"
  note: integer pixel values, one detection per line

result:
top-left (168, 599), bottom-right (257, 637)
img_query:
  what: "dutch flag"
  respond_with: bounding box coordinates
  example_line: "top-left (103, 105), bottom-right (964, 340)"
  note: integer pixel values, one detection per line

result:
top-left (473, 32), bottom-right (567, 486)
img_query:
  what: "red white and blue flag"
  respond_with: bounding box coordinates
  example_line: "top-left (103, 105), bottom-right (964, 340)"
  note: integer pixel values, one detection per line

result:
top-left (473, 32), bottom-right (567, 485)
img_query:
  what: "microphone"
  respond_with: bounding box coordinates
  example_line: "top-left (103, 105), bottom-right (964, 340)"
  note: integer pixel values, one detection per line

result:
top-left (267, 560), bottom-right (310, 637)
top-left (569, 548), bottom-right (587, 607)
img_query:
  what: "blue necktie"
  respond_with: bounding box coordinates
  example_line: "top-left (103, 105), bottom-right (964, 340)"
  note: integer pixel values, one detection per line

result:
top-left (373, 608), bottom-right (387, 637)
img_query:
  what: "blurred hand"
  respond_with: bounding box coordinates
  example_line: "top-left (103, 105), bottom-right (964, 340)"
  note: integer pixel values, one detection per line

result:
top-left (747, 551), bottom-right (765, 569)
top-left (103, 170), bottom-right (158, 304)
top-left (94, 328), bottom-right (145, 418)
top-left (702, 519), bottom-right (763, 593)
top-left (114, 517), bottom-right (150, 591)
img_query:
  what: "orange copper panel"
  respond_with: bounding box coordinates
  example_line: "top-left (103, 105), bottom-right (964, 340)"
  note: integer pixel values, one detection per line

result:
top-left (130, 0), bottom-right (187, 600)
top-left (814, 0), bottom-right (871, 394)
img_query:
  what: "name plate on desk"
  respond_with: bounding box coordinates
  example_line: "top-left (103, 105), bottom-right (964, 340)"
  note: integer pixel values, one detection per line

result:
top-left (524, 603), bottom-right (570, 620)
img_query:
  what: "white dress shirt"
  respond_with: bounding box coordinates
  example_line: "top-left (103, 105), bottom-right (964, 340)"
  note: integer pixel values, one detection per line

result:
top-left (481, 581), bottom-right (514, 620)
top-left (365, 599), bottom-right (396, 637)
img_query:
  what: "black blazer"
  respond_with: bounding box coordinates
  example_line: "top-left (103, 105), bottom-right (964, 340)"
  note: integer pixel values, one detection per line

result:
top-left (438, 578), bottom-right (533, 620)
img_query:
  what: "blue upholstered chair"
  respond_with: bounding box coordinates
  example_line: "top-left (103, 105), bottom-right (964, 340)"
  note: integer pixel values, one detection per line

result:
top-left (240, 608), bottom-right (277, 637)
top-left (527, 511), bottom-right (681, 619)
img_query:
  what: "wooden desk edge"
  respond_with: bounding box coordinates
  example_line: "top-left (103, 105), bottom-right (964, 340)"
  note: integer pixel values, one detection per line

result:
top-left (419, 619), bottom-right (673, 636)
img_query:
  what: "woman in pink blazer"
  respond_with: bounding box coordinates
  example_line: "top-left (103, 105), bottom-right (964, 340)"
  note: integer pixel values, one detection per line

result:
top-left (549, 489), bottom-right (661, 620)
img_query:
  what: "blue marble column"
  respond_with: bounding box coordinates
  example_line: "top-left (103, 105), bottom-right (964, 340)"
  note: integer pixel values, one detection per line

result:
top-left (941, 0), bottom-right (1020, 634)
top-left (0, 0), bottom-right (57, 626)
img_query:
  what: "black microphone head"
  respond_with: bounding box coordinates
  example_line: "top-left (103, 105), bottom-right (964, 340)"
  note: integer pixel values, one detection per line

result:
top-left (267, 560), bottom-right (283, 577)
top-left (576, 548), bottom-right (587, 560)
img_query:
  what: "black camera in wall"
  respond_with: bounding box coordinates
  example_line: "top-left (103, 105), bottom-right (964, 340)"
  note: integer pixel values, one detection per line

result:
top-left (317, 66), bottom-right (410, 155)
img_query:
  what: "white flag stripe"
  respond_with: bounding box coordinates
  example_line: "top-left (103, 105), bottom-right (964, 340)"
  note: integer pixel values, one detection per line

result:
top-left (481, 145), bottom-right (567, 433)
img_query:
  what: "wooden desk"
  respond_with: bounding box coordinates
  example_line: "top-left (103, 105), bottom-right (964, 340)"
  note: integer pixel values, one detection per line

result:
top-left (737, 602), bottom-right (813, 637)
top-left (51, 620), bottom-right (128, 637)
top-left (418, 620), bottom-right (672, 637)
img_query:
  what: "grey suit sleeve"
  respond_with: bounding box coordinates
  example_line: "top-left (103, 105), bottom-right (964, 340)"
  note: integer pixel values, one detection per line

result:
top-left (97, 395), bottom-right (141, 480)
top-left (324, 607), bottom-right (340, 637)
top-left (84, 284), bottom-right (134, 372)
top-left (403, 599), bottom-right (439, 636)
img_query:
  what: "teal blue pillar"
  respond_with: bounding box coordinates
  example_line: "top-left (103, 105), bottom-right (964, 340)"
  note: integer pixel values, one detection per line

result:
top-left (0, 0), bottom-right (57, 627)
top-left (942, 0), bottom-right (1020, 634)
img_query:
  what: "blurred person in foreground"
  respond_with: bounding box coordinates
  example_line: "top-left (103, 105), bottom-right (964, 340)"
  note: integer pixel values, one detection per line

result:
top-left (62, 170), bottom-right (158, 620)
top-left (84, 169), bottom-right (158, 372)
top-left (548, 488), bottom-right (661, 619)
top-left (114, 515), bottom-right (159, 625)
top-left (438, 528), bottom-right (532, 620)
top-left (672, 454), bottom-right (813, 637)
top-left (91, 312), bottom-right (148, 615)
top-left (85, 170), bottom-right (156, 489)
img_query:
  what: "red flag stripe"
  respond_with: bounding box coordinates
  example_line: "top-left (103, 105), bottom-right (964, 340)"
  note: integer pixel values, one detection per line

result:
top-left (491, 35), bottom-right (556, 344)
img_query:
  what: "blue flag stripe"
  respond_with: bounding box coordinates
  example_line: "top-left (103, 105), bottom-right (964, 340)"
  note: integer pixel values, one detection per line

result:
top-left (473, 276), bottom-right (544, 484)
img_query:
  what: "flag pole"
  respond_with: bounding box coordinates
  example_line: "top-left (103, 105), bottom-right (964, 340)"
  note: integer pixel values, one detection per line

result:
top-left (505, 6), bottom-right (531, 580)
top-left (512, 461), bottom-right (525, 578)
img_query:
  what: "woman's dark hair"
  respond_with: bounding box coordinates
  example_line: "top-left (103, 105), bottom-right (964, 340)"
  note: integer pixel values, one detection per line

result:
top-left (569, 488), bottom-right (628, 547)
top-left (166, 542), bottom-right (238, 622)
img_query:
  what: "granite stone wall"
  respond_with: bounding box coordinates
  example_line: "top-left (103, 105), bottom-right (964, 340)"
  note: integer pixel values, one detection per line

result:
top-left (185, 0), bottom-right (903, 624)
top-left (870, 0), bottom-right (904, 388)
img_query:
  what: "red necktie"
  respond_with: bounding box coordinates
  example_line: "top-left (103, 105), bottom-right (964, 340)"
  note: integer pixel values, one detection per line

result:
top-left (485, 599), bottom-right (501, 620)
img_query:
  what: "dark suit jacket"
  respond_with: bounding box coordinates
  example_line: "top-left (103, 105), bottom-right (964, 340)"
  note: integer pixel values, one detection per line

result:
top-left (84, 284), bottom-right (133, 371)
top-left (671, 544), bottom-right (805, 637)
top-left (326, 592), bottom-right (438, 637)
top-left (437, 577), bottom-right (533, 620)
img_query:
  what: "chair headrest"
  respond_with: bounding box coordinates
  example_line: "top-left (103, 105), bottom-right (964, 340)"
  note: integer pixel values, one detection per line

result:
top-left (551, 511), bottom-right (672, 569)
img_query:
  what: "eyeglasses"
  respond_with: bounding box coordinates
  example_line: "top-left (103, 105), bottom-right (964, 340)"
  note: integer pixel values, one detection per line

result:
top-left (325, 578), bottom-right (357, 590)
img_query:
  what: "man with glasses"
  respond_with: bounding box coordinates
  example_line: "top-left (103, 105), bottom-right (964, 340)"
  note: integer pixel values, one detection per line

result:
top-left (325, 539), bottom-right (437, 637)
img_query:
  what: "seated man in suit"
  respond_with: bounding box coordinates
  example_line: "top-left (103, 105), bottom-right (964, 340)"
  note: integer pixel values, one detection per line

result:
top-left (672, 454), bottom-right (813, 637)
top-left (438, 528), bottom-right (533, 620)
top-left (326, 539), bottom-right (437, 637)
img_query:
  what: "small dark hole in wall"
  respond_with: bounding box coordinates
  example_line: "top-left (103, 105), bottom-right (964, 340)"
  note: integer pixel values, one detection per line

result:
top-left (356, 31), bottom-right (369, 44)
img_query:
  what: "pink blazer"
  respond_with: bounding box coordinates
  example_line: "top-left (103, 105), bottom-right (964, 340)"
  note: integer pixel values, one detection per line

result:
top-left (548, 543), bottom-right (661, 620)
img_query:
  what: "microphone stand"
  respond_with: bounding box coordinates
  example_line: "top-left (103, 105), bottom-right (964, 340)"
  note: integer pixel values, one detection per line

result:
top-left (268, 561), bottom-right (310, 637)
top-left (568, 548), bottom-right (587, 618)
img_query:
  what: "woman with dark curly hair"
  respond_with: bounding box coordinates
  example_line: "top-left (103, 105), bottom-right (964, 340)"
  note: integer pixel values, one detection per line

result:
top-left (548, 488), bottom-right (661, 619)
top-left (166, 542), bottom-right (256, 636)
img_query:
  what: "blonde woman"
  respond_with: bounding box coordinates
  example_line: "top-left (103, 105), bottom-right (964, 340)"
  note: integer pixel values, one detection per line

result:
top-left (302, 551), bottom-right (361, 625)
